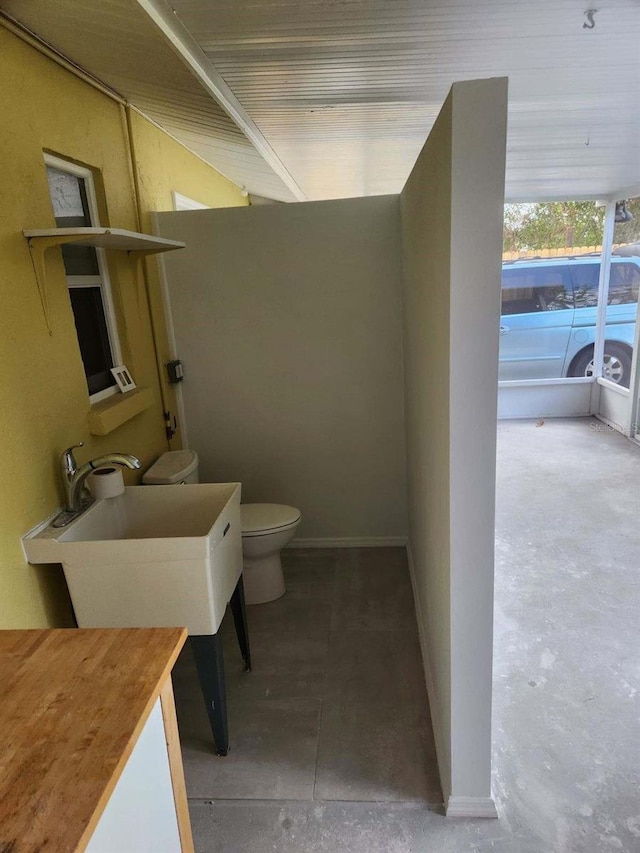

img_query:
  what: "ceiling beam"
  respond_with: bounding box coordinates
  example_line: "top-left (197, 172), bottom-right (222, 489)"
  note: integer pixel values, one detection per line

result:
top-left (135, 0), bottom-right (307, 202)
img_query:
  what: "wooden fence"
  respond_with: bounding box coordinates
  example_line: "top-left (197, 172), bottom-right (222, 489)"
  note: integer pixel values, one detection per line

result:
top-left (502, 245), bottom-right (604, 261)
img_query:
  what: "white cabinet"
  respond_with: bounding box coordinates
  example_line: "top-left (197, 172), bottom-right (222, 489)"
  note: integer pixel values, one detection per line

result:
top-left (87, 698), bottom-right (181, 851)
top-left (0, 628), bottom-right (194, 853)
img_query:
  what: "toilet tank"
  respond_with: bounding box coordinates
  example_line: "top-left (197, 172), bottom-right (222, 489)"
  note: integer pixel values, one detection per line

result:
top-left (142, 450), bottom-right (199, 485)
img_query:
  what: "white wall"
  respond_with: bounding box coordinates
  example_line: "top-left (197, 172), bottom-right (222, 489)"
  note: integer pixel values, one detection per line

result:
top-left (597, 381), bottom-right (633, 434)
top-left (156, 197), bottom-right (407, 544)
top-left (498, 379), bottom-right (593, 419)
top-left (157, 80), bottom-right (507, 810)
top-left (400, 90), bottom-right (454, 798)
top-left (401, 78), bottom-right (508, 813)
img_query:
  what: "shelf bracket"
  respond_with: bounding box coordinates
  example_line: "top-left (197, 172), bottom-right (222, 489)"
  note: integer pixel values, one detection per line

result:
top-left (24, 228), bottom-right (185, 335)
top-left (26, 235), bottom-right (84, 335)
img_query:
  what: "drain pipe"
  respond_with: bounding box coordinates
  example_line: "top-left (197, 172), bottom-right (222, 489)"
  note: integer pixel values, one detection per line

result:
top-left (122, 102), bottom-right (177, 448)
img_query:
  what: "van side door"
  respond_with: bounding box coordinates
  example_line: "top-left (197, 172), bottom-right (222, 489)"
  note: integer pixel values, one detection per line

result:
top-left (570, 260), bottom-right (639, 358)
top-left (499, 265), bottom-right (574, 380)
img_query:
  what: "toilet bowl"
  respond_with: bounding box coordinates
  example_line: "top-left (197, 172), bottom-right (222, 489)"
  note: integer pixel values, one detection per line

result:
top-left (240, 504), bottom-right (301, 605)
top-left (143, 451), bottom-right (301, 606)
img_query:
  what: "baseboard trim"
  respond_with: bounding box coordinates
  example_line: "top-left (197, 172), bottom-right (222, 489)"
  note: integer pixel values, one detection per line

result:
top-left (446, 796), bottom-right (498, 819)
top-left (406, 543), bottom-right (450, 803)
top-left (407, 544), bottom-right (499, 819)
top-left (288, 537), bottom-right (408, 548)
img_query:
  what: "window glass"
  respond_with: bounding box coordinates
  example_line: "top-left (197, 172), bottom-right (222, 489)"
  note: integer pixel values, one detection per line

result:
top-left (69, 287), bottom-right (115, 396)
top-left (571, 263), bottom-right (600, 307)
top-left (571, 262), bottom-right (639, 308)
top-left (608, 263), bottom-right (640, 305)
top-left (501, 267), bottom-right (572, 315)
top-left (46, 166), bottom-right (88, 222)
top-left (46, 166), bottom-right (99, 276)
top-left (597, 195), bottom-right (640, 388)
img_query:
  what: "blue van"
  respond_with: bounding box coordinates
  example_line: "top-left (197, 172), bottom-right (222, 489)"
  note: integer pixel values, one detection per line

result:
top-left (499, 255), bottom-right (640, 387)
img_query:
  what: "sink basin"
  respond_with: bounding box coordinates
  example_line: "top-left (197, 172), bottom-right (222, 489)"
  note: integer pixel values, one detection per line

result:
top-left (23, 484), bottom-right (242, 634)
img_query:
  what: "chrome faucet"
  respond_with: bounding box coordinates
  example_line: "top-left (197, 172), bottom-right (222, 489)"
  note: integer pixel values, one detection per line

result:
top-left (58, 442), bottom-right (142, 520)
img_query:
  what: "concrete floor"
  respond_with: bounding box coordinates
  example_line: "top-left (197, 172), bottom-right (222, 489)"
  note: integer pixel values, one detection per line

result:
top-left (173, 417), bottom-right (640, 852)
top-left (491, 418), bottom-right (640, 853)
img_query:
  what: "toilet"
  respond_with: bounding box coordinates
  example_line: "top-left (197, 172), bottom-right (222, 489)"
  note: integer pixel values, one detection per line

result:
top-left (143, 450), bottom-right (301, 606)
top-left (240, 503), bottom-right (301, 604)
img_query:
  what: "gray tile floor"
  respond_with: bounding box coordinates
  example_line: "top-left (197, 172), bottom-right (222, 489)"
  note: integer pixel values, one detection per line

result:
top-left (173, 419), bottom-right (640, 852)
top-left (172, 547), bottom-right (443, 847)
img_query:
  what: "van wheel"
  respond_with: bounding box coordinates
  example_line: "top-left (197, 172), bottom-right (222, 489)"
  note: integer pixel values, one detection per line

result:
top-left (569, 343), bottom-right (632, 388)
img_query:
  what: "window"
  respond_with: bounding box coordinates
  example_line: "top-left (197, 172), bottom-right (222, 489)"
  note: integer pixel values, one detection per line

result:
top-left (501, 266), bottom-right (572, 315)
top-left (608, 263), bottom-right (640, 305)
top-left (44, 155), bottom-right (121, 401)
top-left (172, 191), bottom-right (209, 211)
top-left (571, 263), bottom-right (600, 308)
top-left (571, 262), bottom-right (640, 308)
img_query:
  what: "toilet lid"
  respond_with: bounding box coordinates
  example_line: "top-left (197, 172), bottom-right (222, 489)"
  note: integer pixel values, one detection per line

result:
top-left (241, 503), bottom-right (301, 536)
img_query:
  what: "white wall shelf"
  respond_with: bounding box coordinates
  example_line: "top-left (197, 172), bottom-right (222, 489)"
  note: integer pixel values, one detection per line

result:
top-left (24, 227), bottom-right (185, 253)
top-left (23, 227), bottom-right (186, 334)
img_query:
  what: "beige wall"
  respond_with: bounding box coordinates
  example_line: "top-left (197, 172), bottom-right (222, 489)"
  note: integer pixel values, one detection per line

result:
top-left (400, 78), bottom-right (508, 808)
top-left (448, 78), bottom-right (507, 802)
top-left (156, 197), bottom-right (408, 543)
top-left (0, 25), bottom-right (246, 628)
top-left (155, 77), bottom-right (506, 809)
top-left (400, 92), bottom-right (454, 797)
top-left (127, 108), bottom-right (249, 449)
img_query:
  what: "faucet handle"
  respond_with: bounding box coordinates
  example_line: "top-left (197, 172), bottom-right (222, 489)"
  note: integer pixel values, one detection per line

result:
top-left (61, 442), bottom-right (84, 476)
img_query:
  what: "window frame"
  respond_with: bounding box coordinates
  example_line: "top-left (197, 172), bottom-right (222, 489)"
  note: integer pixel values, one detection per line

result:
top-left (44, 153), bottom-right (122, 403)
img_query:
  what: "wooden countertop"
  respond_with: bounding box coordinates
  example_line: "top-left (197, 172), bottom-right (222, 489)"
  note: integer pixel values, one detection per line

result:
top-left (0, 627), bottom-right (187, 853)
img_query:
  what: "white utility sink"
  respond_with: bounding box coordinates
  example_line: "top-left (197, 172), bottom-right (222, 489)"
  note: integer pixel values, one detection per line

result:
top-left (23, 484), bottom-right (242, 634)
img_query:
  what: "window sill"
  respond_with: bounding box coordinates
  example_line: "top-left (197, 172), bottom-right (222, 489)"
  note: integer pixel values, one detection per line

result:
top-left (88, 387), bottom-right (154, 436)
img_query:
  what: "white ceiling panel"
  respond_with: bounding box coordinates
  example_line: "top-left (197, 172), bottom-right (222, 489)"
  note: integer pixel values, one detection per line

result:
top-left (2, 0), bottom-right (639, 202)
top-left (169, 0), bottom-right (640, 200)
top-left (0, 0), bottom-right (298, 201)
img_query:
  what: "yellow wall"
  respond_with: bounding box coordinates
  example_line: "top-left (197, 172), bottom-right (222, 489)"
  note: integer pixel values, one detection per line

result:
top-left (0, 26), bottom-right (247, 628)
top-left (126, 109), bottom-right (249, 448)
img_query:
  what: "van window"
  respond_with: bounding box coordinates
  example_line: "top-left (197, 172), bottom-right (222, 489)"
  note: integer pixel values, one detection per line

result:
top-left (609, 263), bottom-right (640, 305)
top-left (571, 262), bottom-right (640, 307)
top-left (571, 264), bottom-right (600, 307)
top-left (501, 267), bottom-right (572, 315)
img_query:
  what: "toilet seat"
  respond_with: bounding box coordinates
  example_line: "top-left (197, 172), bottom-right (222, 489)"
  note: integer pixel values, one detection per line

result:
top-left (241, 503), bottom-right (301, 537)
